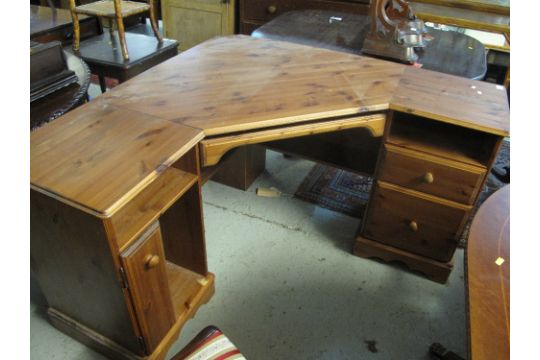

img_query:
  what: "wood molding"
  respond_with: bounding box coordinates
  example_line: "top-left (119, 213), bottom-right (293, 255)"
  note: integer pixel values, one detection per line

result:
top-left (200, 114), bottom-right (386, 166)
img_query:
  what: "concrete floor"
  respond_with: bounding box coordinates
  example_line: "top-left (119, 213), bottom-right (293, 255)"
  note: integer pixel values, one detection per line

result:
top-left (30, 146), bottom-right (467, 360)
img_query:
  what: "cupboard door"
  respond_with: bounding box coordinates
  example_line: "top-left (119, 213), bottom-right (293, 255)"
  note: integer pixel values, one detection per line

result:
top-left (121, 223), bottom-right (175, 353)
top-left (162, 0), bottom-right (235, 51)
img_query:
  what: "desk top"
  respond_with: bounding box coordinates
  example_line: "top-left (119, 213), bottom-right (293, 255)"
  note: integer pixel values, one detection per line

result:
top-left (102, 36), bottom-right (508, 136)
top-left (31, 35), bottom-right (509, 216)
top-left (31, 98), bottom-right (203, 217)
top-left (467, 185), bottom-right (510, 359)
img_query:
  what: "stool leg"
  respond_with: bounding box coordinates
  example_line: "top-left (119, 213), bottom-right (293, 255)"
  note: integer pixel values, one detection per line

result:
top-left (68, 0), bottom-right (80, 52)
top-left (149, 0), bottom-right (163, 42)
top-left (98, 75), bottom-right (107, 93)
top-left (113, 0), bottom-right (129, 60)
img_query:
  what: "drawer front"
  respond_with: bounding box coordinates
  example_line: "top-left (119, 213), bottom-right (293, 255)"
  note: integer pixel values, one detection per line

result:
top-left (363, 182), bottom-right (470, 262)
top-left (241, 0), bottom-right (369, 23)
top-left (121, 223), bottom-right (175, 353)
top-left (379, 145), bottom-right (486, 205)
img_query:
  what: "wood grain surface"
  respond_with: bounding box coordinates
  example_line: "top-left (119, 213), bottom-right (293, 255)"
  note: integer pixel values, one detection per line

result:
top-left (100, 36), bottom-right (508, 136)
top-left (30, 98), bottom-right (203, 217)
top-left (467, 185), bottom-right (509, 360)
top-left (31, 35), bottom-right (509, 219)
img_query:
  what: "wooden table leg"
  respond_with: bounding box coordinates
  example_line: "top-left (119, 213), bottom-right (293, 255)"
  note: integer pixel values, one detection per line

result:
top-left (212, 145), bottom-right (266, 191)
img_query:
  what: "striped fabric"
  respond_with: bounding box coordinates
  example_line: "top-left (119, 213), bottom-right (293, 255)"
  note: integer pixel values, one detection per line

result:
top-left (183, 329), bottom-right (246, 360)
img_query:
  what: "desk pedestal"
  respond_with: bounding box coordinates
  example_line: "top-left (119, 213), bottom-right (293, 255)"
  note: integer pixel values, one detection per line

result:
top-left (354, 235), bottom-right (454, 283)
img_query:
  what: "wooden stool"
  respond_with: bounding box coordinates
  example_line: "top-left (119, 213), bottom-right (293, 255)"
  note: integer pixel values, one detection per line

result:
top-left (171, 326), bottom-right (246, 360)
top-left (68, 0), bottom-right (162, 60)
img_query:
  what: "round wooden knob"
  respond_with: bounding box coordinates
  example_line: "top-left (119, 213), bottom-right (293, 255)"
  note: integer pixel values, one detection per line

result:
top-left (409, 220), bottom-right (418, 232)
top-left (267, 5), bottom-right (277, 14)
top-left (423, 172), bottom-right (434, 184)
top-left (144, 254), bottom-right (160, 269)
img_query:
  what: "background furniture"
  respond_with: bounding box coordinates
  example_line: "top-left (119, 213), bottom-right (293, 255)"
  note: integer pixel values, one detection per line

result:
top-left (30, 36), bottom-right (509, 358)
top-left (410, 0), bottom-right (509, 40)
top-left (161, 0), bottom-right (235, 51)
top-left (467, 185), bottom-right (509, 359)
top-left (409, 0), bottom-right (510, 87)
top-left (253, 10), bottom-right (487, 80)
top-left (30, 51), bottom-right (91, 130)
top-left (31, 4), bottom-right (102, 45)
top-left (238, 0), bottom-right (370, 35)
top-left (71, 31), bottom-right (178, 92)
top-left (68, 0), bottom-right (162, 60)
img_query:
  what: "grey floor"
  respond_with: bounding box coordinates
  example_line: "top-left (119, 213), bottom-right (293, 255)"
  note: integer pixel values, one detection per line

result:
top-left (31, 136), bottom-right (467, 359)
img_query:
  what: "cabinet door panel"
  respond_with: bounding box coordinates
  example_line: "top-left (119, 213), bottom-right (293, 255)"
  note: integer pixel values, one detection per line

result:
top-left (121, 223), bottom-right (175, 353)
top-left (163, 0), bottom-right (234, 51)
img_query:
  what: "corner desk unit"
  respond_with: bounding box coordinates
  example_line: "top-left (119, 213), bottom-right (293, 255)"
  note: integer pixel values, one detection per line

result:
top-left (30, 36), bottom-right (509, 360)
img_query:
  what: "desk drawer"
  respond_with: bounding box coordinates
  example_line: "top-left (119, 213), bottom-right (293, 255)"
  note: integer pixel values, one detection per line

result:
top-left (379, 144), bottom-right (486, 205)
top-left (363, 181), bottom-right (470, 262)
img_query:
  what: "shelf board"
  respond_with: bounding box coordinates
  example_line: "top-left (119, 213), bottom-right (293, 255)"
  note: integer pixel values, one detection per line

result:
top-left (165, 262), bottom-right (211, 320)
top-left (388, 115), bottom-right (495, 168)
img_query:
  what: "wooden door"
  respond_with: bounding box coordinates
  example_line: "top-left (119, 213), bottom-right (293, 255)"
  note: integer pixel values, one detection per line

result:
top-left (162, 0), bottom-right (235, 51)
top-left (121, 222), bottom-right (175, 353)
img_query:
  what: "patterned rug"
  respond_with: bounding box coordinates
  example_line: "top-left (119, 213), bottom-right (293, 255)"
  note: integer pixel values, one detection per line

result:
top-left (295, 141), bottom-right (510, 247)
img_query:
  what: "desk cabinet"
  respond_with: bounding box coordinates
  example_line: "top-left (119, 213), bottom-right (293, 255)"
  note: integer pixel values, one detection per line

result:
top-left (31, 145), bottom-right (215, 360)
top-left (162, 0), bottom-right (235, 51)
top-left (356, 111), bottom-right (502, 283)
top-left (238, 0), bottom-right (370, 34)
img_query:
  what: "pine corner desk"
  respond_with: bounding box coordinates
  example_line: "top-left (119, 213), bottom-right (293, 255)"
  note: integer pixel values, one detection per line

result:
top-left (30, 35), bottom-right (509, 360)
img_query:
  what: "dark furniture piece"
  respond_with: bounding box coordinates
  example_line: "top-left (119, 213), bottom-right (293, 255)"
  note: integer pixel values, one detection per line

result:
top-left (31, 4), bottom-right (102, 45)
top-left (238, 0), bottom-right (371, 35)
top-left (71, 31), bottom-right (178, 92)
top-left (30, 51), bottom-right (91, 130)
top-left (252, 9), bottom-right (487, 80)
top-left (31, 41), bottom-right (78, 103)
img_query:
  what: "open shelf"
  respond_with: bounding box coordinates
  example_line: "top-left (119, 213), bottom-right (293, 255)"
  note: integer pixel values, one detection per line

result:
top-left (165, 261), bottom-right (208, 319)
top-left (111, 166), bottom-right (199, 251)
top-left (387, 112), bottom-right (498, 168)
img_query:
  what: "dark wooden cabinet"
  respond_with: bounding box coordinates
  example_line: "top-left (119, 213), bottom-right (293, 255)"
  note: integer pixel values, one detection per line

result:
top-left (238, 0), bottom-right (370, 34)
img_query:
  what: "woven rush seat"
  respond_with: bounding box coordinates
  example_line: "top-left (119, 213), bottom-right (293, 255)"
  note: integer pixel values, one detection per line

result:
top-left (74, 0), bottom-right (150, 18)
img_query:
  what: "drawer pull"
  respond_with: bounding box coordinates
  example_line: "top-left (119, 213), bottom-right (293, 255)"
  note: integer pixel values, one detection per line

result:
top-left (409, 220), bottom-right (418, 232)
top-left (267, 5), bottom-right (277, 14)
top-left (144, 254), bottom-right (160, 269)
top-left (423, 172), bottom-right (434, 184)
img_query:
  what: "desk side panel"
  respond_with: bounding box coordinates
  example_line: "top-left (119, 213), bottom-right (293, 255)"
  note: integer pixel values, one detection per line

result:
top-left (30, 190), bottom-right (142, 355)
